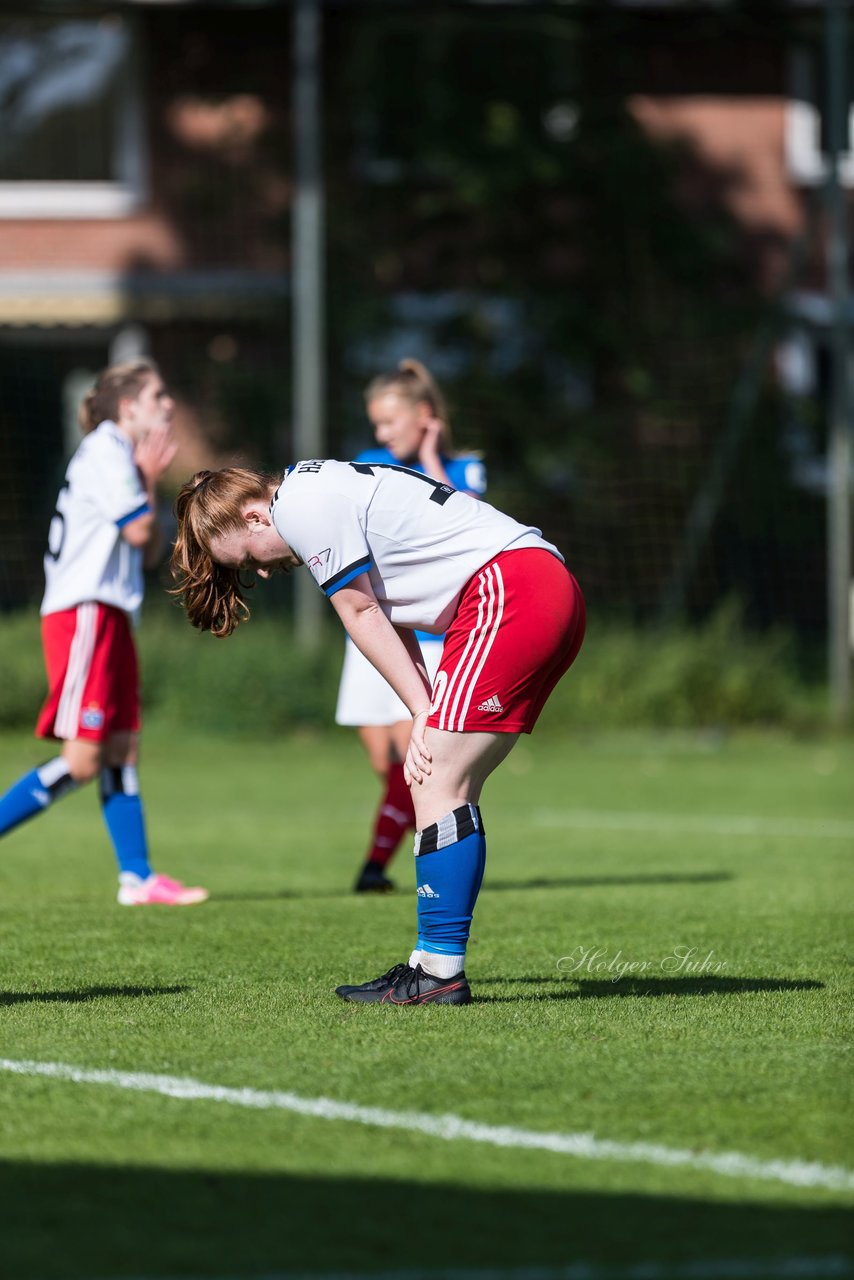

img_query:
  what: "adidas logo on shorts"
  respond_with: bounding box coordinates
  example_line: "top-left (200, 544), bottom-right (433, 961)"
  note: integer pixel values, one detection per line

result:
top-left (477, 695), bottom-right (505, 713)
top-left (417, 884), bottom-right (440, 898)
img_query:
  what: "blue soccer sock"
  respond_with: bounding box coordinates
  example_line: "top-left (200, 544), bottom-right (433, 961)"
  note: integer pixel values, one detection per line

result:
top-left (0, 758), bottom-right (78, 835)
top-left (409, 804), bottom-right (486, 977)
top-left (99, 766), bottom-right (152, 880)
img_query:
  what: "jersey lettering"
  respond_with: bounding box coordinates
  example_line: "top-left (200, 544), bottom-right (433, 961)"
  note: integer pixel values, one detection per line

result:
top-left (348, 461), bottom-right (455, 506)
top-left (306, 547), bottom-right (332, 571)
top-left (46, 483), bottom-right (70, 563)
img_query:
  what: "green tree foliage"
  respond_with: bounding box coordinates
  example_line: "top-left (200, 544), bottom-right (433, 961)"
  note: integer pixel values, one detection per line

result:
top-left (323, 6), bottom-right (817, 632)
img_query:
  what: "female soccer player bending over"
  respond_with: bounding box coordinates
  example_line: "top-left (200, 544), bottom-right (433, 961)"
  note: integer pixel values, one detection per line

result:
top-left (171, 459), bottom-right (585, 1004)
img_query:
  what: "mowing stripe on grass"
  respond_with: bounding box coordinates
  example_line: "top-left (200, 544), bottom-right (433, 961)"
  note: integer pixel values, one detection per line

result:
top-left (102, 1260), bottom-right (854, 1280)
top-left (533, 809), bottom-right (854, 840)
top-left (2, 1058), bottom-right (852, 1193)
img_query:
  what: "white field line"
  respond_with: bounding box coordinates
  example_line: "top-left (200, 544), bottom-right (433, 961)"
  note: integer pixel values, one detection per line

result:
top-left (533, 809), bottom-right (854, 840)
top-left (1, 1058), bottom-right (852, 1194)
top-left (95, 1263), bottom-right (854, 1280)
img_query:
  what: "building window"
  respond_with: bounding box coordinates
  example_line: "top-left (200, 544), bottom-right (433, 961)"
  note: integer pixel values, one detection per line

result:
top-left (0, 13), bottom-right (146, 217)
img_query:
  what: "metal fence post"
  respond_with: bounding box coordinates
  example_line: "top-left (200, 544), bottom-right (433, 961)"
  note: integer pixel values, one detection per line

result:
top-left (292, 0), bottom-right (326, 646)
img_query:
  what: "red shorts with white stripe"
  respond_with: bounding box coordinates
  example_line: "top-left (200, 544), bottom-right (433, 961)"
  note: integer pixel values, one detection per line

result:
top-left (427, 549), bottom-right (585, 735)
top-left (36, 603), bottom-right (141, 742)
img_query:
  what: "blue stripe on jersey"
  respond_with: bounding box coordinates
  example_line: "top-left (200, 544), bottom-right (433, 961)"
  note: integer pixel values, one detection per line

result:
top-left (323, 555), bottom-right (373, 597)
top-left (115, 502), bottom-right (150, 529)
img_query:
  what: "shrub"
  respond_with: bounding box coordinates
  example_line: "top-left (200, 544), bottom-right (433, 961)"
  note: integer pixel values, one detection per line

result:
top-left (539, 602), bottom-right (821, 733)
top-left (0, 601), bottom-right (825, 736)
top-left (138, 607), bottom-right (343, 734)
top-left (0, 612), bottom-right (51, 729)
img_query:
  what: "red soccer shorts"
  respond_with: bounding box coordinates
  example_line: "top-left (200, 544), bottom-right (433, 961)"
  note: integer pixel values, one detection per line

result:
top-left (427, 548), bottom-right (586, 735)
top-left (36, 603), bottom-right (141, 742)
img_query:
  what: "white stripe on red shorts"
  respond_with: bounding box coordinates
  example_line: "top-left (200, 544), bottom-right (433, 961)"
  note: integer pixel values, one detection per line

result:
top-left (54, 602), bottom-right (98, 739)
top-left (435, 561), bottom-right (505, 732)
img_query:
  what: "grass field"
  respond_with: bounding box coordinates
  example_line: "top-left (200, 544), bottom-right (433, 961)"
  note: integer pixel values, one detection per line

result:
top-left (0, 724), bottom-right (851, 1280)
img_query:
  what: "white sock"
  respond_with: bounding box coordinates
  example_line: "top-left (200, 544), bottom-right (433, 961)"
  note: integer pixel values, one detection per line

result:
top-left (409, 948), bottom-right (465, 979)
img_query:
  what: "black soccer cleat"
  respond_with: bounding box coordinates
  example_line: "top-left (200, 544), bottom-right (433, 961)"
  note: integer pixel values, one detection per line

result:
top-left (335, 962), bottom-right (472, 1006)
top-left (335, 962), bottom-right (411, 1000)
top-left (353, 863), bottom-right (395, 894)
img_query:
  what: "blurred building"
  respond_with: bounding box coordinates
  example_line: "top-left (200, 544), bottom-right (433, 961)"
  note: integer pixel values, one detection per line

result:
top-left (0, 5), bottom-right (292, 608)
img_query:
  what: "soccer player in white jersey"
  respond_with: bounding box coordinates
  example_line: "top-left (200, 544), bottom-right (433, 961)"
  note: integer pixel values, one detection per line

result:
top-left (171, 459), bottom-right (585, 1005)
top-left (336, 358), bottom-right (486, 894)
top-left (0, 360), bottom-right (208, 906)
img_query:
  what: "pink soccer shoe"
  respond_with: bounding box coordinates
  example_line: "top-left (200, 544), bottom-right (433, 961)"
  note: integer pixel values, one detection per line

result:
top-left (117, 872), bottom-right (209, 906)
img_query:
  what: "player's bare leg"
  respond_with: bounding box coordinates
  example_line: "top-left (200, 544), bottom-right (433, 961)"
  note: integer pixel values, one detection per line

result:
top-left (407, 727), bottom-right (519, 831)
top-left (61, 737), bottom-right (106, 783)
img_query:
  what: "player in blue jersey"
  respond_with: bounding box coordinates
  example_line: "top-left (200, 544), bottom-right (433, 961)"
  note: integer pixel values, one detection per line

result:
top-left (0, 360), bottom-right (208, 907)
top-left (337, 359), bottom-right (485, 894)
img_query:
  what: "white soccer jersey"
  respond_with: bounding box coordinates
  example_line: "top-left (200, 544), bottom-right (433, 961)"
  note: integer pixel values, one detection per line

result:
top-left (271, 459), bottom-right (562, 633)
top-left (41, 420), bottom-right (150, 617)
